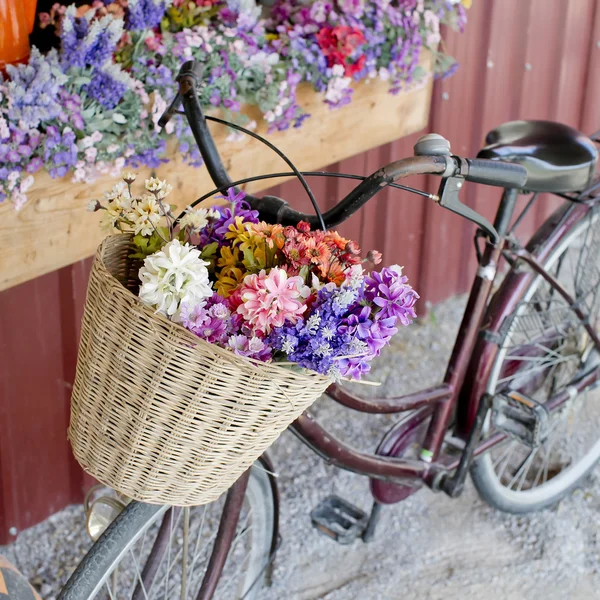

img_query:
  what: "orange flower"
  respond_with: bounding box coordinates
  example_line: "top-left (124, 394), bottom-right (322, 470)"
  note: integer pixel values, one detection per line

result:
top-left (324, 230), bottom-right (348, 251)
top-left (249, 222), bottom-right (285, 249)
top-left (303, 236), bottom-right (332, 266)
top-left (326, 260), bottom-right (346, 285)
top-left (283, 239), bottom-right (310, 269)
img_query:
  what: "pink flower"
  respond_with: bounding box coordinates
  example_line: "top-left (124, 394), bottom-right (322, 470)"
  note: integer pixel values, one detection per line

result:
top-left (237, 268), bottom-right (310, 334)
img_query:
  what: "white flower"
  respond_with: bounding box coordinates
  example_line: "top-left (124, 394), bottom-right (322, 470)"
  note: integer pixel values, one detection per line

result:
top-left (344, 264), bottom-right (365, 289)
top-left (105, 181), bottom-right (127, 201)
top-left (378, 67), bottom-right (390, 82)
top-left (145, 177), bottom-right (173, 199)
top-left (122, 172), bottom-right (136, 183)
top-left (87, 199), bottom-right (100, 212)
top-left (131, 195), bottom-right (162, 236)
top-left (331, 64), bottom-right (345, 77)
top-left (180, 207), bottom-right (212, 232)
top-left (138, 239), bottom-right (213, 320)
top-left (145, 177), bottom-right (166, 192)
top-left (0, 117), bottom-right (10, 140)
top-left (19, 175), bottom-right (34, 193)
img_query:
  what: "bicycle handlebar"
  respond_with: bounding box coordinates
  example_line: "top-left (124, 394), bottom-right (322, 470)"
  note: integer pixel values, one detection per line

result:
top-left (160, 60), bottom-right (529, 241)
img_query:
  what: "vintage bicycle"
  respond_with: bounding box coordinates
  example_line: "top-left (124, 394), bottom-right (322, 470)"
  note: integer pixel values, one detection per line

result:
top-left (59, 61), bottom-right (600, 599)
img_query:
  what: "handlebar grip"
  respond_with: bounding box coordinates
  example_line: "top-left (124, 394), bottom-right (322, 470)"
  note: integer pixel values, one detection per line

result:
top-left (465, 158), bottom-right (528, 189)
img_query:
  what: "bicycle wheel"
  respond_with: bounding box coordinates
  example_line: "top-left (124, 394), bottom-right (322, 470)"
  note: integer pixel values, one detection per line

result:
top-left (58, 463), bottom-right (276, 600)
top-left (472, 208), bottom-right (600, 513)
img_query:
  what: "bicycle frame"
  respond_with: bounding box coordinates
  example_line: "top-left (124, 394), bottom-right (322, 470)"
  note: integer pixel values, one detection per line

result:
top-left (290, 189), bottom-right (600, 491)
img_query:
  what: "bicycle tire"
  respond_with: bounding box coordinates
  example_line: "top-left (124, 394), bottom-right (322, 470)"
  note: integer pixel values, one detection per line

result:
top-left (472, 209), bottom-right (600, 513)
top-left (58, 464), bottom-right (276, 599)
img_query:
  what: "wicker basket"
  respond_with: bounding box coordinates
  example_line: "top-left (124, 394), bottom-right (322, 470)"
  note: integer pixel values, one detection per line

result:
top-left (69, 234), bottom-right (331, 505)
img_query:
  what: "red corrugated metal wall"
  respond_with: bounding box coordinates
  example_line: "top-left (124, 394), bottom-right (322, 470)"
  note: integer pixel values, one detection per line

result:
top-left (1, 0), bottom-right (599, 542)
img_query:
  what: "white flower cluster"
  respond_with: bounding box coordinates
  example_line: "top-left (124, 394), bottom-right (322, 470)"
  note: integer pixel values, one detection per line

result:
top-left (95, 175), bottom-right (173, 236)
top-left (179, 206), bottom-right (219, 232)
top-left (139, 239), bottom-right (213, 319)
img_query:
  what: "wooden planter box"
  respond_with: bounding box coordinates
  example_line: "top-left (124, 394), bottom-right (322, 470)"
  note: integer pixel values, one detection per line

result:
top-left (0, 68), bottom-right (433, 292)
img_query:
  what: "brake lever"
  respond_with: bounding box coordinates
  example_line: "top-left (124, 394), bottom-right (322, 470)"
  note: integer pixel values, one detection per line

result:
top-left (437, 176), bottom-right (499, 244)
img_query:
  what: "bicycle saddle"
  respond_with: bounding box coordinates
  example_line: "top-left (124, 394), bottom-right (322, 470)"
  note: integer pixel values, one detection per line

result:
top-left (477, 120), bottom-right (598, 193)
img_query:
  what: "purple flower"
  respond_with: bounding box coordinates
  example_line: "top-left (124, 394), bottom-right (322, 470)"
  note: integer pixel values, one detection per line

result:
top-left (365, 265), bottom-right (418, 325)
top-left (181, 300), bottom-right (231, 344)
top-left (338, 306), bottom-right (372, 338)
top-left (42, 126), bottom-right (79, 179)
top-left (126, 139), bottom-right (168, 169)
top-left (228, 334), bottom-right (272, 361)
top-left (84, 68), bottom-right (129, 110)
top-left (4, 48), bottom-right (67, 128)
top-left (26, 157), bottom-right (43, 173)
top-left (60, 7), bottom-right (123, 69)
top-left (199, 189), bottom-right (259, 245)
top-left (126, 0), bottom-right (167, 31)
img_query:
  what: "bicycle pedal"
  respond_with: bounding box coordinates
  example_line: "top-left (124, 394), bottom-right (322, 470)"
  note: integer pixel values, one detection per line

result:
top-left (493, 391), bottom-right (550, 448)
top-left (310, 495), bottom-right (368, 545)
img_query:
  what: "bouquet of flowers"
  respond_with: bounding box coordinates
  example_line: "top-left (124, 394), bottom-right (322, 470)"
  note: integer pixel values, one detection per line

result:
top-left (92, 173), bottom-right (418, 381)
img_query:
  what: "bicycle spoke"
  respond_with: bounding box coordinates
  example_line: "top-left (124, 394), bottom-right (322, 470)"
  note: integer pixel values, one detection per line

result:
top-left (497, 442), bottom-right (518, 481)
top-left (492, 440), bottom-right (517, 470)
top-left (105, 581), bottom-right (117, 600)
top-left (203, 512), bottom-right (254, 598)
top-left (130, 548), bottom-right (150, 600)
top-left (162, 507), bottom-right (181, 600)
top-left (217, 548), bottom-right (253, 598)
top-left (181, 507), bottom-right (190, 600)
top-left (186, 506), bottom-right (208, 592)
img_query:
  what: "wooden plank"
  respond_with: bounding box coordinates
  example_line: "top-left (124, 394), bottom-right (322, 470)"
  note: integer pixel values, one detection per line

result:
top-left (0, 67), bottom-right (433, 292)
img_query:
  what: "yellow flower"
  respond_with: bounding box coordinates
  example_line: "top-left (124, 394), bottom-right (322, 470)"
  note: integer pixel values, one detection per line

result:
top-left (215, 267), bottom-right (244, 297)
top-left (217, 246), bottom-right (242, 274)
top-left (225, 216), bottom-right (250, 245)
top-left (461, 0), bottom-right (472, 7)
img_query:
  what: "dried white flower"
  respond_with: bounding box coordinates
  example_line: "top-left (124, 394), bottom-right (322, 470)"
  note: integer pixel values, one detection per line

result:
top-left (139, 240), bottom-right (213, 319)
top-left (145, 177), bottom-right (167, 192)
top-left (104, 181), bottom-right (127, 202)
top-left (179, 207), bottom-right (212, 232)
top-left (131, 195), bottom-right (162, 236)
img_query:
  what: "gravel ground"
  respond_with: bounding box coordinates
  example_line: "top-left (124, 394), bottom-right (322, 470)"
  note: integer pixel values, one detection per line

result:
top-left (3, 294), bottom-right (600, 599)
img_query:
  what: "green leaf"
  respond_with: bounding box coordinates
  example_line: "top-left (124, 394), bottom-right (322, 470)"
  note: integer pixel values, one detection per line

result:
top-left (200, 242), bottom-right (219, 259)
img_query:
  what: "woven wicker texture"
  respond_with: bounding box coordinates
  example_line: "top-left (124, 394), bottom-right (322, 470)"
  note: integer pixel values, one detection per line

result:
top-left (69, 234), bottom-right (331, 505)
